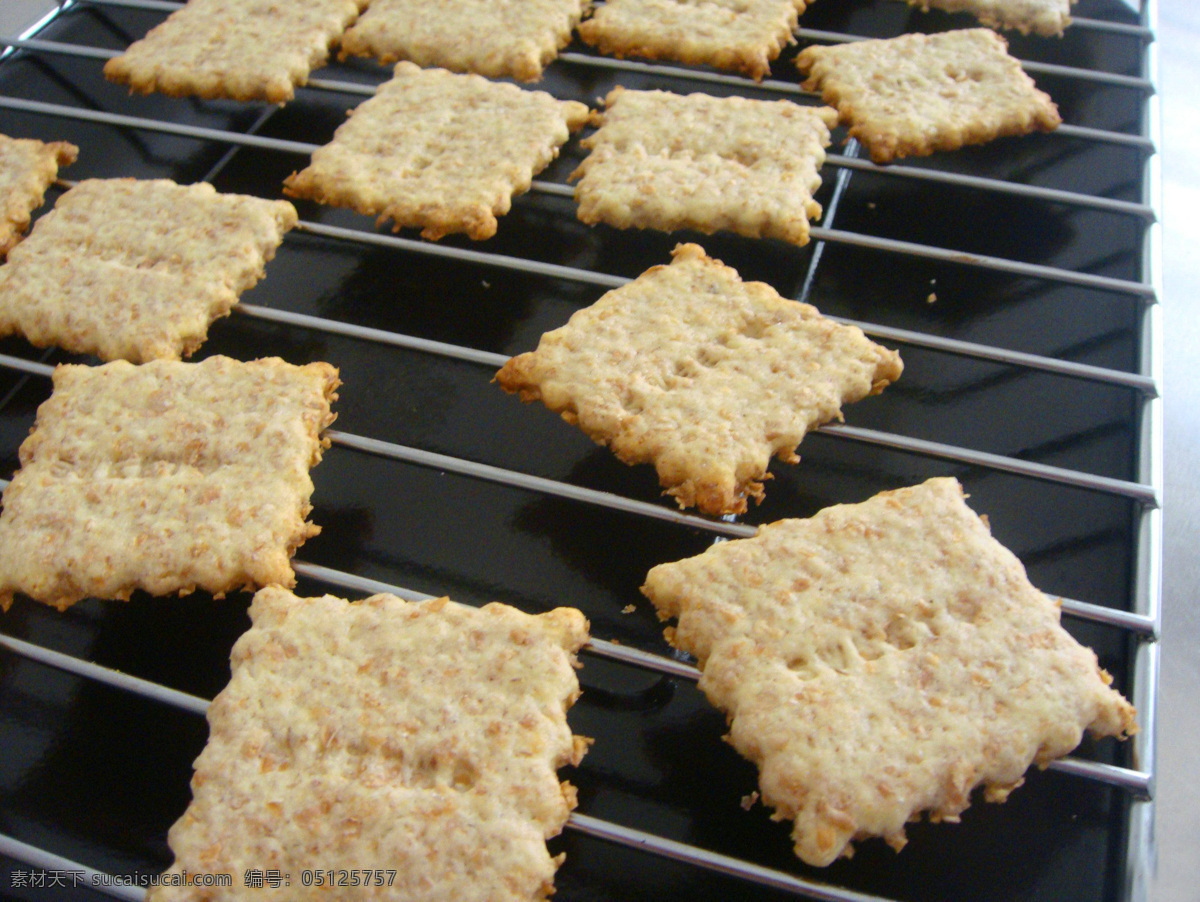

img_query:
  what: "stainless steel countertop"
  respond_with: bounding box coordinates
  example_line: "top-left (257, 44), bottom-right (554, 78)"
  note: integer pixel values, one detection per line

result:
top-left (1152, 3), bottom-right (1199, 900)
top-left (0, 1), bottom-right (54, 38)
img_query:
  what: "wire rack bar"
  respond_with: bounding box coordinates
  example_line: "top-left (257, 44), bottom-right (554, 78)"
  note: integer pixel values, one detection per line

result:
top-left (0, 608), bottom-right (907, 899)
top-left (0, 518), bottom-right (1150, 700)
top-left (822, 317), bottom-right (1158, 395)
top-left (1069, 16), bottom-right (1154, 37)
top-left (0, 422), bottom-right (1157, 792)
top-left (289, 561), bottom-right (707, 678)
top-left (1056, 597), bottom-right (1156, 638)
top-left (304, 74), bottom-right (375, 97)
top-left (0, 37), bottom-right (1159, 191)
top-left (0, 89), bottom-right (1157, 298)
top-left (821, 423), bottom-right (1158, 505)
top-left (0, 349), bottom-right (1159, 538)
top-left (805, 224), bottom-right (1155, 299)
top-left (322, 428), bottom-right (755, 536)
top-left (582, 636), bottom-right (708, 680)
top-left (1056, 122), bottom-right (1155, 150)
top-left (0, 352), bottom-right (55, 378)
top-left (0, 445), bottom-right (1155, 644)
top-left (291, 565), bottom-right (695, 674)
top-left (0, 369), bottom-right (738, 556)
top-left (1126, 3), bottom-right (1164, 884)
top-left (72, 0), bottom-right (1152, 40)
top-left (328, 418), bottom-right (1159, 513)
top-left (824, 153), bottom-right (1154, 220)
top-left (237, 297), bottom-right (1155, 396)
top-left (1, 34), bottom-right (115, 60)
top-left (0, 818), bottom-right (891, 902)
top-left (70, 0), bottom-right (1152, 90)
top-left (0, 632), bottom-right (210, 715)
top-left (271, 243), bottom-right (1157, 391)
top-left (290, 560), bottom-right (436, 602)
top-left (1048, 757), bottom-right (1152, 795)
top-left (242, 248), bottom-right (1156, 393)
top-left (0, 331), bottom-right (1161, 513)
top-left (0, 833), bottom-right (142, 902)
top-left (0, 626), bottom-right (1155, 802)
top-left (793, 27), bottom-right (1153, 92)
top-left (12, 91), bottom-right (1154, 297)
top-left (568, 814), bottom-right (894, 902)
top-left (563, 46), bottom-right (1156, 97)
top-left (558, 50), bottom-right (809, 95)
top-left (0, 95), bottom-right (320, 155)
top-left (0, 341), bottom-right (1159, 515)
top-left (294, 220), bottom-right (625, 288)
top-left (291, 555), bottom-right (1151, 661)
top-left (1020, 58), bottom-right (1153, 92)
top-left (1, 818), bottom-right (890, 902)
top-left (236, 303), bottom-right (510, 368)
top-left (78, 0), bottom-right (181, 9)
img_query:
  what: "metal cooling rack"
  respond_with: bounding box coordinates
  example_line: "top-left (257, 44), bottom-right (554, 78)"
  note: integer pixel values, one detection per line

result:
top-left (0, 0), bottom-right (1162, 900)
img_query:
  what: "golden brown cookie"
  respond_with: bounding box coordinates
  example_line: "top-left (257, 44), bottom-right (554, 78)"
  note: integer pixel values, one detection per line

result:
top-left (578, 0), bottom-right (807, 81)
top-left (0, 134), bottom-right (77, 258)
top-left (104, 0), bottom-right (368, 103)
top-left (496, 244), bottom-right (902, 514)
top-left (796, 29), bottom-right (1061, 164)
top-left (641, 478), bottom-right (1137, 866)
top-left (572, 87), bottom-right (838, 245)
top-left (284, 63), bottom-right (588, 240)
top-left (0, 179), bottom-right (297, 362)
top-left (0, 357), bottom-right (339, 611)
top-left (897, 0), bottom-right (1074, 37)
top-left (148, 588), bottom-right (589, 902)
top-left (340, 0), bottom-right (590, 82)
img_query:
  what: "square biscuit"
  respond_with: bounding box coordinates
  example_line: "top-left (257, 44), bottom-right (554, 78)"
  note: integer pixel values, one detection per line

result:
top-left (0, 135), bottom-right (77, 258)
top-left (340, 0), bottom-right (590, 82)
top-left (0, 179), bottom-right (297, 363)
top-left (796, 29), bottom-right (1061, 164)
top-left (897, 0), bottom-right (1074, 37)
top-left (578, 0), bottom-right (807, 81)
top-left (641, 477), bottom-right (1137, 866)
top-left (572, 88), bottom-right (838, 246)
top-left (104, 0), bottom-right (368, 104)
top-left (496, 244), bottom-right (902, 515)
top-left (284, 62), bottom-right (589, 241)
top-left (148, 588), bottom-right (589, 902)
top-left (0, 356), bottom-right (339, 611)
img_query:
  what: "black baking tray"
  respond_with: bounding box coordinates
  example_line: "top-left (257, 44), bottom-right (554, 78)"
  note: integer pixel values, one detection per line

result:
top-left (0, 1), bottom-right (1155, 899)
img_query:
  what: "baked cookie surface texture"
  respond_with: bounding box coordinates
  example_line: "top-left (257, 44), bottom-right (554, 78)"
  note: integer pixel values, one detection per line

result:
top-left (578, 0), bottom-right (807, 81)
top-left (0, 179), bottom-right (298, 362)
top-left (149, 588), bottom-right (589, 902)
top-left (896, 0), bottom-right (1074, 37)
top-left (0, 357), bottom-right (339, 611)
top-left (0, 134), bottom-right (77, 258)
top-left (796, 29), bottom-right (1061, 163)
top-left (103, 0), bottom-right (368, 103)
top-left (284, 63), bottom-right (588, 240)
top-left (641, 477), bottom-right (1137, 866)
top-left (496, 244), bottom-right (902, 515)
top-left (340, 0), bottom-right (590, 81)
top-left (572, 88), bottom-right (838, 245)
